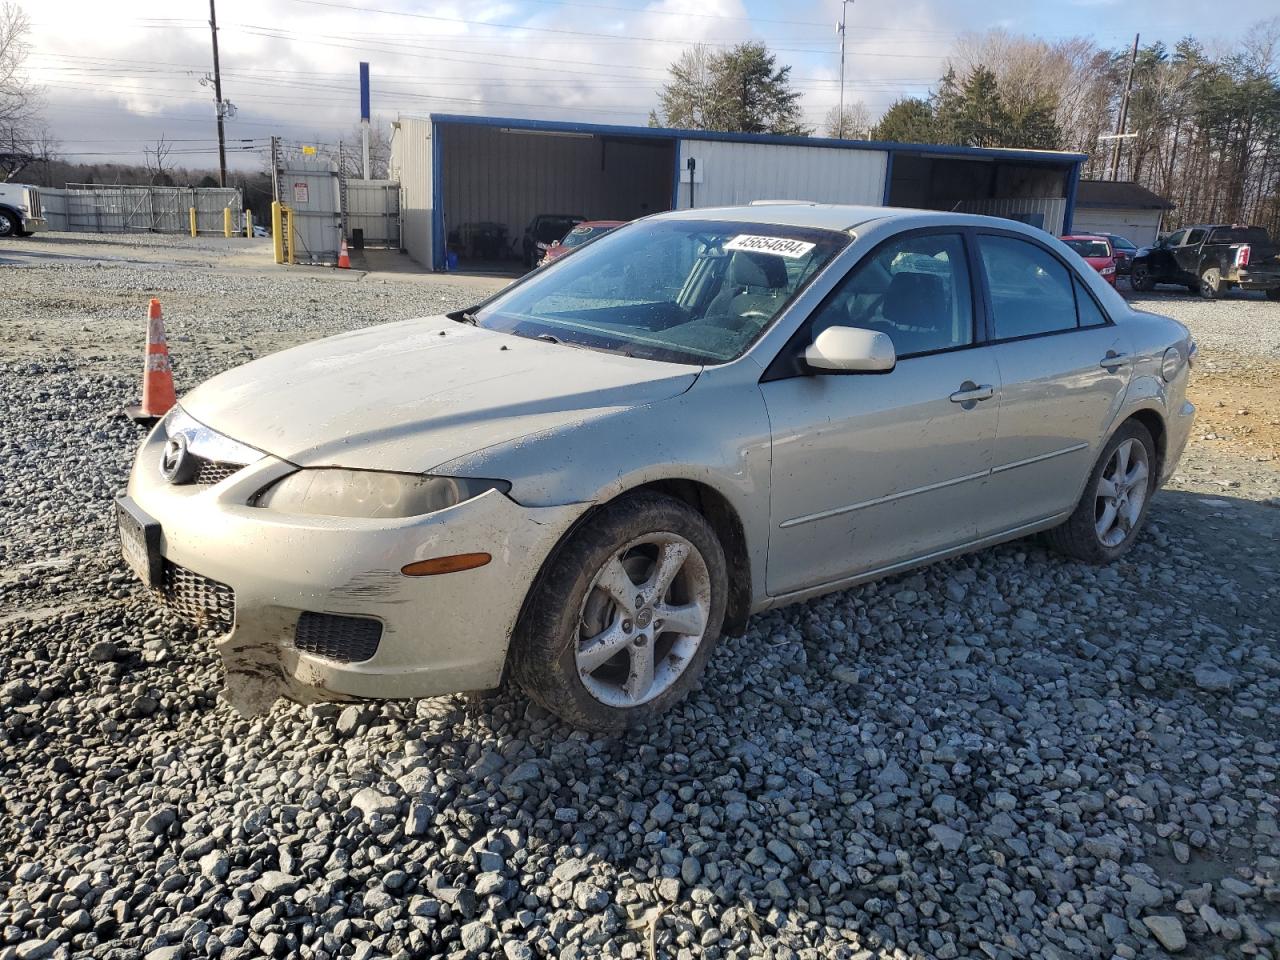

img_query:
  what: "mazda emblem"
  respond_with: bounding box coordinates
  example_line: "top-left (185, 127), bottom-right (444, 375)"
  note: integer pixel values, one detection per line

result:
top-left (159, 434), bottom-right (194, 484)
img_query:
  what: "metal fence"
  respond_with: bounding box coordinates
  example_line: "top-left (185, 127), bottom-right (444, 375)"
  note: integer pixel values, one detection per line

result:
top-left (58, 184), bottom-right (243, 234)
top-left (274, 157), bottom-right (342, 264)
top-left (342, 179), bottom-right (400, 248)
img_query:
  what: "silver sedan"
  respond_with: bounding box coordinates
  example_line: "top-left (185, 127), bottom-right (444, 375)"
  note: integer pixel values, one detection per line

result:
top-left (119, 204), bottom-right (1195, 730)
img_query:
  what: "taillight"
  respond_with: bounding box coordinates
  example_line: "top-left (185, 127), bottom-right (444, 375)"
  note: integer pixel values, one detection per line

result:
top-left (1236, 245), bottom-right (1251, 267)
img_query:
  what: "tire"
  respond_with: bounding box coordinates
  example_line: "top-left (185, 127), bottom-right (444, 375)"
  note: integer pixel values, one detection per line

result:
top-left (1130, 263), bottom-right (1154, 292)
top-left (511, 492), bottom-right (728, 731)
top-left (0, 210), bottom-right (15, 238)
top-left (1266, 288), bottom-right (1280, 302)
top-left (1044, 420), bottom-right (1157, 564)
top-left (1199, 266), bottom-right (1222, 300)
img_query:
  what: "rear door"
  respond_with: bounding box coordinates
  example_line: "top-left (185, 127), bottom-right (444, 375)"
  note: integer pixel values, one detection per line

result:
top-left (975, 232), bottom-right (1131, 529)
top-left (1172, 228), bottom-right (1207, 281)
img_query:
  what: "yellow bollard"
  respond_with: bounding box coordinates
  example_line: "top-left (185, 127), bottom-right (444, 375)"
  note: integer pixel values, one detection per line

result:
top-left (189, 207), bottom-right (197, 238)
top-left (245, 209), bottom-right (253, 239)
top-left (271, 201), bottom-right (284, 264)
top-left (224, 207), bottom-right (232, 238)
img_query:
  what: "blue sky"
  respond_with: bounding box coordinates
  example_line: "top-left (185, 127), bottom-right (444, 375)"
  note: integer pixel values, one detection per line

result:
top-left (23, 0), bottom-right (1280, 169)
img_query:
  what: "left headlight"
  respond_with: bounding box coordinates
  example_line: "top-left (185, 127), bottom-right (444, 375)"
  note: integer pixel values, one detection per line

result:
top-left (254, 469), bottom-right (510, 518)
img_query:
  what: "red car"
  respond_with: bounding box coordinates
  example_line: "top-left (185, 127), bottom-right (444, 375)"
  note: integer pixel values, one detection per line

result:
top-left (538, 220), bottom-right (627, 266)
top-left (1061, 234), bottom-right (1118, 286)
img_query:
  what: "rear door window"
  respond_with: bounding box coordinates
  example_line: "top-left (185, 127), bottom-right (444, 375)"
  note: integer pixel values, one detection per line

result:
top-left (977, 235), bottom-right (1078, 339)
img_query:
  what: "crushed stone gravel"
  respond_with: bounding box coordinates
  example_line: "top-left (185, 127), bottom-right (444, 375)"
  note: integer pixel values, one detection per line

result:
top-left (1, 234), bottom-right (1278, 960)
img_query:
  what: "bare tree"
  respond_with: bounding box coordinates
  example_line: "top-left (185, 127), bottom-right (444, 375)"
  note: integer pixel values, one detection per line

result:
top-left (339, 119), bottom-right (392, 179)
top-left (657, 45), bottom-right (717, 130)
top-left (144, 135), bottom-right (174, 185)
top-left (0, 1), bottom-right (42, 180)
top-left (823, 102), bottom-right (872, 139)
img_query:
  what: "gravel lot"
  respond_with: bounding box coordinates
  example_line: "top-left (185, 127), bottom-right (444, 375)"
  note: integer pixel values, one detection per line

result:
top-left (1, 233), bottom-right (1278, 960)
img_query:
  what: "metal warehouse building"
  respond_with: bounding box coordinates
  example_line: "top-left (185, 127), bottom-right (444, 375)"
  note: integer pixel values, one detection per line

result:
top-left (390, 113), bottom-right (1086, 272)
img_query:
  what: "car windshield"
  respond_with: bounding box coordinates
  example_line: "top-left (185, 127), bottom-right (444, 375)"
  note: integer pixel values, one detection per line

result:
top-left (535, 216), bottom-right (583, 243)
top-left (560, 224), bottom-right (615, 250)
top-left (1064, 238), bottom-right (1111, 258)
top-left (1208, 226), bottom-right (1269, 244)
top-left (474, 219), bottom-right (849, 364)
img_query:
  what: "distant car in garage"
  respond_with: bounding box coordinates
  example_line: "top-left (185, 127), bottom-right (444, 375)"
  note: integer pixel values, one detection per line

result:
top-left (538, 220), bottom-right (627, 266)
top-left (523, 213), bottom-right (585, 268)
top-left (1061, 235), bottom-right (1118, 287)
top-left (1099, 233), bottom-right (1138, 275)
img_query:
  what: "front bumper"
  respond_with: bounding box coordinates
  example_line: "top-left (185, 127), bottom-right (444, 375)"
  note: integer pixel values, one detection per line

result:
top-left (124, 424), bottom-right (583, 714)
top-left (1162, 399), bottom-right (1195, 484)
top-left (21, 215), bottom-right (48, 234)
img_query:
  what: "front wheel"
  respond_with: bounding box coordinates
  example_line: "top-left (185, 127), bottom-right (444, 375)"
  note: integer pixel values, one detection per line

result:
top-left (1130, 263), bottom-right (1154, 292)
top-left (1199, 266), bottom-right (1223, 299)
top-left (511, 493), bottom-right (728, 731)
top-left (1044, 421), bottom-right (1156, 564)
top-left (0, 211), bottom-right (15, 238)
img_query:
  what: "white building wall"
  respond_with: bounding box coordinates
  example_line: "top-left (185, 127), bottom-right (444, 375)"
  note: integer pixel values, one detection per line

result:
top-left (675, 139), bottom-right (887, 210)
top-left (390, 116), bottom-right (434, 268)
top-left (1071, 207), bottom-right (1163, 247)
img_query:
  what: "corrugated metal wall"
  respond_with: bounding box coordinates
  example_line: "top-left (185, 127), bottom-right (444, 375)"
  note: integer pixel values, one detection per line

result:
top-left (53, 185), bottom-right (242, 234)
top-left (675, 140), bottom-right (888, 209)
top-left (1071, 208), bottom-right (1162, 247)
top-left (390, 117), bottom-right (433, 268)
top-left (344, 179), bottom-right (400, 247)
top-left (439, 123), bottom-right (674, 263)
top-left (39, 188), bottom-right (68, 231)
top-left (957, 197), bottom-right (1067, 236)
top-left (275, 158), bottom-right (342, 264)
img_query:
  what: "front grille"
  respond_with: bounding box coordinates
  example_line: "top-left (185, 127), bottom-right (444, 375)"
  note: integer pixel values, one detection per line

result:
top-left (158, 561), bottom-right (235, 633)
top-left (294, 612), bottom-right (382, 663)
top-left (190, 456), bottom-right (241, 485)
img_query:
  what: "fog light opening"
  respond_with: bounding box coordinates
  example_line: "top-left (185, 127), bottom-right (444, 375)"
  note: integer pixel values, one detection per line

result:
top-left (401, 553), bottom-right (492, 576)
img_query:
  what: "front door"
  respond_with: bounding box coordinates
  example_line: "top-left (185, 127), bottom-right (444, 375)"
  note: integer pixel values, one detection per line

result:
top-left (760, 230), bottom-right (1000, 596)
top-left (1171, 228), bottom-right (1206, 282)
top-left (973, 232), bottom-right (1133, 528)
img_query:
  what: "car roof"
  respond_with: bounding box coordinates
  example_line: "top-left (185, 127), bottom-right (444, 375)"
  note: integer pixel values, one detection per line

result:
top-left (650, 202), bottom-right (1061, 237)
top-left (1062, 234), bottom-right (1108, 241)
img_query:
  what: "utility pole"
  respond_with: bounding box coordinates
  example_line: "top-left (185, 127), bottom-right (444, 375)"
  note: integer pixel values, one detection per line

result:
top-left (1109, 32), bottom-right (1139, 181)
top-left (836, 0), bottom-right (853, 138)
top-left (208, 0), bottom-right (227, 187)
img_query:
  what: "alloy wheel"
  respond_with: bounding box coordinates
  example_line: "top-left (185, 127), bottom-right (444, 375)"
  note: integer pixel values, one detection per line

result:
top-left (575, 532), bottom-right (711, 709)
top-left (1094, 438), bottom-right (1150, 548)
top-left (0, 212), bottom-right (13, 237)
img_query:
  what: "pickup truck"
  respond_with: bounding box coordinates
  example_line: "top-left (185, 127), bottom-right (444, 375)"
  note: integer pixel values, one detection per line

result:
top-left (1130, 224), bottom-right (1280, 300)
top-left (0, 182), bottom-right (49, 237)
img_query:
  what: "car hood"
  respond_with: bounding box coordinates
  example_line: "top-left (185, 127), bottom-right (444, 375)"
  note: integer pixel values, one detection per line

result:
top-left (1082, 256), bottom-right (1113, 269)
top-left (180, 317), bottom-right (700, 474)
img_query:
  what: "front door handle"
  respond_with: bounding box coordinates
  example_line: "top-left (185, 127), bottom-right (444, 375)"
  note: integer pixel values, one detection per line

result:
top-left (949, 382), bottom-right (995, 405)
top-left (1099, 351), bottom-right (1128, 371)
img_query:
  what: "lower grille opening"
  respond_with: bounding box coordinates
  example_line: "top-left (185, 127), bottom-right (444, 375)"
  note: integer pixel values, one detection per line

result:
top-left (294, 612), bottom-right (382, 664)
top-left (191, 456), bottom-right (241, 485)
top-left (158, 561), bottom-right (235, 633)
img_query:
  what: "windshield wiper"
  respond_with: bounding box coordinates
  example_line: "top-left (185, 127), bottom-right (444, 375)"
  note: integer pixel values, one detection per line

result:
top-left (535, 333), bottom-right (562, 344)
top-left (454, 310), bottom-right (479, 325)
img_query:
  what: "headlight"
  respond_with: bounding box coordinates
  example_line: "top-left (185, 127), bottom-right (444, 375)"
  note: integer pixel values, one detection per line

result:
top-left (254, 469), bottom-right (509, 518)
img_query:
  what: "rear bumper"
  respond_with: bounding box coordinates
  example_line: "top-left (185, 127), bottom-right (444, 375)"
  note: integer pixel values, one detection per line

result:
top-left (124, 423), bottom-right (583, 714)
top-left (1230, 271), bottom-right (1280, 290)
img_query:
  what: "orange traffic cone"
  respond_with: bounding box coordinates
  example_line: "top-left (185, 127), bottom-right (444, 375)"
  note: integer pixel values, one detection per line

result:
top-left (125, 298), bottom-right (177, 425)
top-left (337, 239), bottom-right (351, 269)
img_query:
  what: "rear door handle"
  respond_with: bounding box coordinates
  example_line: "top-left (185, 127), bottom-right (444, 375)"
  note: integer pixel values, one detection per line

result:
top-left (949, 382), bottom-right (995, 404)
top-left (1099, 351), bottom-right (1128, 371)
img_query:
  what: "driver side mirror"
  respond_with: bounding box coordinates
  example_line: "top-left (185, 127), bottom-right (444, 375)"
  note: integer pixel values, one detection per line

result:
top-left (805, 326), bottom-right (896, 374)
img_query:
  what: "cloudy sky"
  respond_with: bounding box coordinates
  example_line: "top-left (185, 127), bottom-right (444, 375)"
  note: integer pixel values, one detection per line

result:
top-left (22, 0), bottom-right (1279, 171)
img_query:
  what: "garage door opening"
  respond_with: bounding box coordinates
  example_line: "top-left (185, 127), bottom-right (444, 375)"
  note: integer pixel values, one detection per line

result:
top-left (887, 152), bottom-right (1070, 235)
top-left (439, 122), bottom-right (676, 274)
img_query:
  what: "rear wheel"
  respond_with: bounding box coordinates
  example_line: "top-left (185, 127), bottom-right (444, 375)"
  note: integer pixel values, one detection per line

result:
top-left (1130, 263), bottom-right (1154, 292)
top-left (1045, 421), bottom-right (1156, 564)
top-left (511, 493), bottom-right (727, 731)
top-left (1199, 266), bottom-right (1223, 299)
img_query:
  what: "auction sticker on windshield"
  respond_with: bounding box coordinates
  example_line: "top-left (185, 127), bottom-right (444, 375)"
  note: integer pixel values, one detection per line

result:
top-left (725, 235), bottom-right (816, 258)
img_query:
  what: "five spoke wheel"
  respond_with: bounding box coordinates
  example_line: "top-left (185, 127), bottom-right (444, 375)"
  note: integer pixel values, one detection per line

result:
top-left (1094, 437), bottom-right (1149, 548)
top-left (576, 533), bottom-right (711, 709)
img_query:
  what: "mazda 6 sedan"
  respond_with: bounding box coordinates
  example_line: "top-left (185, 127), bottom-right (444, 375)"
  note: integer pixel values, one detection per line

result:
top-left (120, 204), bottom-right (1196, 730)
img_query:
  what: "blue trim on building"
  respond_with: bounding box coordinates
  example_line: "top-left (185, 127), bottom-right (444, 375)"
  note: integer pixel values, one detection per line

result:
top-left (1062, 160), bottom-right (1082, 234)
top-left (881, 151), bottom-right (894, 206)
top-left (425, 112), bottom-right (1087, 166)
top-left (671, 139), bottom-right (681, 211)
top-left (431, 120), bottom-right (445, 271)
